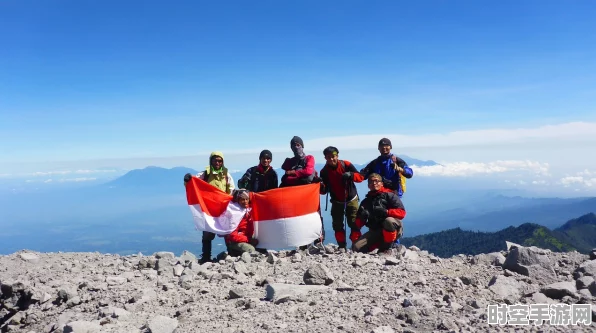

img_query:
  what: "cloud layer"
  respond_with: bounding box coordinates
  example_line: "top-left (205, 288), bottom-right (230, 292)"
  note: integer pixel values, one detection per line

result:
top-left (411, 160), bottom-right (550, 177)
top-left (559, 169), bottom-right (596, 188)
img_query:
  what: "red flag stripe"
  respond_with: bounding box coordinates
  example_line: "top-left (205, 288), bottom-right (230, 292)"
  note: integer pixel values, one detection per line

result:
top-left (186, 177), bottom-right (232, 217)
top-left (250, 183), bottom-right (320, 221)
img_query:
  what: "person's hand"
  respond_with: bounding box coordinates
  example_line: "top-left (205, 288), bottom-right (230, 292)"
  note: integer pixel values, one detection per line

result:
top-left (373, 207), bottom-right (388, 219)
top-left (286, 170), bottom-right (296, 176)
top-left (183, 173), bottom-right (192, 183)
top-left (312, 176), bottom-right (322, 183)
top-left (249, 238), bottom-right (259, 246)
top-left (342, 172), bottom-right (353, 181)
top-left (359, 209), bottom-right (370, 220)
top-left (396, 166), bottom-right (404, 173)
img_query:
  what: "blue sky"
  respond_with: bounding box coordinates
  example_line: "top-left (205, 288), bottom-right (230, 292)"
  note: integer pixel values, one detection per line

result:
top-left (1, 0), bottom-right (596, 176)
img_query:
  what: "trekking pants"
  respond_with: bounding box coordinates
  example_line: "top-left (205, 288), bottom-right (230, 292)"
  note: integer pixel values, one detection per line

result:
top-left (202, 231), bottom-right (216, 259)
top-left (330, 197), bottom-right (359, 247)
top-left (352, 217), bottom-right (403, 253)
top-left (228, 242), bottom-right (256, 256)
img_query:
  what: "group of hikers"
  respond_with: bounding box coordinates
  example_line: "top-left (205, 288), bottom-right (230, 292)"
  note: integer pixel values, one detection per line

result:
top-left (183, 136), bottom-right (414, 264)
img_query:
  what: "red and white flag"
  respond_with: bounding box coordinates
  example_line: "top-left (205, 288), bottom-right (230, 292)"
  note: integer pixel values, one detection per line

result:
top-left (250, 183), bottom-right (322, 249)
top-left (186, 177), bottom-right (246, 234)
top-left (186, 178), bottom-right (322, 248)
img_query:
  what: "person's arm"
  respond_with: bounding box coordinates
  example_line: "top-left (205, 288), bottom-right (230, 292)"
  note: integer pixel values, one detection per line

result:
top-left (354, 201), bottom-right (369, 229)
top-left (226, 173), bottom-right (235, 194)
top-left (271, 170), bottom-right (279, 188)
top-left (281, 158), bottom-right (292, 171)
top-left (226, 224), bottom-right (249, 243)
top-left (387, 193), bottom-right (406, 219)
top-left (359, 160), bottom-right (375, 180)
top-left (396, 157), bottom-right (414, 179)
top-left (345, 161), bottom-right (365, 183)
top-left (294, 155), bottom-right (315, 178)
top-left (238, 168), bottom-right (252, 189)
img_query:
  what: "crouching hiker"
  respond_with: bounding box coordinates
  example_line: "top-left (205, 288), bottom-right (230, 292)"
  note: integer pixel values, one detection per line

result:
top-left (352, 173), bottom-right (406, 254)
top-left (224, 189), bottom-right (260, 256)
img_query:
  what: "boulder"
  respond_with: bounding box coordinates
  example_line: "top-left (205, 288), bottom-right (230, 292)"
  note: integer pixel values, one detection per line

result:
top-left (303, 263), bottom-right (334, 285)
top-left (487, 275), bottom-right (522, 304)
top-left (147, 315), bottom-right (178, 333)
top-left (540, 281), bottom-right (578, 299)
top-left (62, 321), bottom-right (101, 333)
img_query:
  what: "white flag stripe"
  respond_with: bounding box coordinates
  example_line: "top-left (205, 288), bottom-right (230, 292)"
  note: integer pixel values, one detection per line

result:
top-left (253, 212), bottom-right (322, 249)
top-left (189, 202), bottom-right (246, 235)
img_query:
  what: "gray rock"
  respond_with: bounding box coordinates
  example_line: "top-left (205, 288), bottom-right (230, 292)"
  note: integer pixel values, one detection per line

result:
top-left (266, 252), bottom-right (278, 264)
top-left (472, 252), bottom-right (506, 266)
top-left (147, 315), bottom-right (178, 333)
top-left (106, 276), bottom-right (127, 286)
top-left (576, 276), bottom-right (594, 290)
top-left (303, 263), bottom-right (334, 285)
top-left (178, 250), bottom-right (196, 264)
top-left (402, 249), bottom-right (420, 261)
top-left (371, 326), bottom-right (394, 333)
top-left (233, 261), bottom-right (249, 275)
top-left (578, 288), bottom-right (593, 300)
top-left (265, 283), bottom-right (329, 302)
top-left (173, 264), bottom-right (184, 277)
top-left (154, 252), bottom-right (175, 261)
top-left (503, 244), bottom-right (555, 279)
top-left (590, 249), bottom-right (596, 260)
top-left (62, 321), bottom-right (101, 333)
top-left (385, 257), bottom-right (400, 265)
top-left (66, 296), bottom-right (81, 308)
top-left (488, 275), bottom-right (522, 304)
top-left (240, 252), bottom-right (252, 264)
top-left (575, 260), bottom-right (596, 277)
top-left (57, 287), bottom-right (78, 301)
top-left (291, 252), bottom-right (302, 263)
top-left (229, 288), bottom-right (245, 299)
top-left (19, 252), bottom-right (40, 264)
top-left (155, 259), bottom-right (173, 276)
top-left (540, 281), bottom-right (577, 299)
top-left (365, 307), bottom-right (384, 316)
top-left (179, 275), bottom-right (193, 290)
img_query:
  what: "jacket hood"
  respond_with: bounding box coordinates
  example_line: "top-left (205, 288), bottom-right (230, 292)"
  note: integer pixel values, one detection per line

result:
top-left (366, 187), bottom-right (393, 197)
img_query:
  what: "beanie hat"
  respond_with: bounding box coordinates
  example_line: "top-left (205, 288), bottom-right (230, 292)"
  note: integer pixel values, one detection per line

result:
top-left (290, 136), bottom-right (304, 148)
top-left (259, 149), bottom-right (272, 160)
top-left (378, 138), bottom-right (392, 148)
top-left (323, 146), bottom-right (339, 156)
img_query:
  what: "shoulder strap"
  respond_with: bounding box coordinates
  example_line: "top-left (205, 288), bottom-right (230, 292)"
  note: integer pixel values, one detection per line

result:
top-left (203, 170), bottom-right (209, 181)
top-left (340, 160), bottom-right (346, 171)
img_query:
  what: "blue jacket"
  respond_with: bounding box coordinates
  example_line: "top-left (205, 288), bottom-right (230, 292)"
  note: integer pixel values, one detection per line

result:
top-left (360, 154), bottom-right (413, 197)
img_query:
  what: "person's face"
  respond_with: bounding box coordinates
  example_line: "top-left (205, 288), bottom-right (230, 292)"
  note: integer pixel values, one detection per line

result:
top-left (260, 157), bottom-right (271, 168)
top-left (368, 177), bottom-right (383, 191)
top-left (211, 156), bottom-right (224, 168)
top-left (325, 154), bottom-right (338, 167)
top-left (378, 145), bottom-right (391, 155)
top-left (238, 197), bottom-right (249, 208)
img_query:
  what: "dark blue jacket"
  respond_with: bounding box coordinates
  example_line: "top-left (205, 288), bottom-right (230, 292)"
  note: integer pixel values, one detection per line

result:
top-left (360, 154), bottom-right (413, 197)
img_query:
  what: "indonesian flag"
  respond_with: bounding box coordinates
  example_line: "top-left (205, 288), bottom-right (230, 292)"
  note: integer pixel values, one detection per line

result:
top-left (251, 183), bottom-right (322, 249)
top-left (186, 177), bottom-right (247, 234)
top-left (186, 178), bottom-right (322, 248)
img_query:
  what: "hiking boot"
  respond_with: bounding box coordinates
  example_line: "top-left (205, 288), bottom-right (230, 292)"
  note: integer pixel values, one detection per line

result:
top-left (198, 256), bottom-right (212, 265)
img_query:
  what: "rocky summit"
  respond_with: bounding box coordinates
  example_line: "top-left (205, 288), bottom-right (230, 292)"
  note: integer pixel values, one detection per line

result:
top-left (1, 243), bottom-right (595, 333)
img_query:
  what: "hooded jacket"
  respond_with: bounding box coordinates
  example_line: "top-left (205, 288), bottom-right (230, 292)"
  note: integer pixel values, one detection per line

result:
top-left (196, 151), bottom-right (235, 194)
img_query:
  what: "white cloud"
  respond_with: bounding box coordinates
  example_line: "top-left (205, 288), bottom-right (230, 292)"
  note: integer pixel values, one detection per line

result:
top-left (29, 169), bottom-right (118, 177)
top-left (44, 179), bottom-right (53, 183)
top-left (302, 121), bottom-right (596, 151)
top-left (58, 177), bottom-right (97, 182)
top-left (411, 160), bottom-right (550, 177)
top-left (532, 180), bottom-right (548, 185)
top-left (559, 175), bottom-right (596, 188)
top-left (0, 173), bottom-right (11, 178)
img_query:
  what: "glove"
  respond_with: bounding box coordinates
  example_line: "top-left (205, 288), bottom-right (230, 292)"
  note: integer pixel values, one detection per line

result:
top-left (341, 172), bottom-right (353, 181)
top-left (312, 176), bottom-right (323, 183)
top-left (373, 207), bottom-right (388, 219)
top-left (359, 209), bottom-right (370, 220)
top-left (183, 173), bottom-right (192, 183)
top-left (249, 238), bottom-right (259, 246)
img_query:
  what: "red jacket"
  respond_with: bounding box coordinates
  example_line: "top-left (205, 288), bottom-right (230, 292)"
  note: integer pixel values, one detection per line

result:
top-left (224, 211), bottom-right (254, 244)
top-left (280, 155), bottom-right (315, 186)
top-left (320, 160), bottom-right (365, 202)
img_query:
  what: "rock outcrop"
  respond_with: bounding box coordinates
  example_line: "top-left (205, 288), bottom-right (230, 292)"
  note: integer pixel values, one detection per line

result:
top-left (1, 244), bottom-right (595, 332)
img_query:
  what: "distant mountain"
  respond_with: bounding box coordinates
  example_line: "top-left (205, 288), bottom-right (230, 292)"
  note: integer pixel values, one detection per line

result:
top-left (104, 166), bottom-right (198, 191)
top-left (553, 213), bottom-right (596, 253)
top-left (407, 196), bottom-right (596, 236)
top-left (400, 222), bottom-right (577, 258)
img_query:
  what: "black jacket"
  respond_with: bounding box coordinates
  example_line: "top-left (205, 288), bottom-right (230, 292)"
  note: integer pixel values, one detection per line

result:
top-left (356, 188), bottom-right (406, 230)
top-left (237, 166), bottom-right (279, 192)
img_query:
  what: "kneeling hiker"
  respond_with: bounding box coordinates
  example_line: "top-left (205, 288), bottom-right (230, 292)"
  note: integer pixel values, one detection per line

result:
top-left (319, 146), bottom-right (365, 249)
top-left (352, 173), bottom-right (406, 254)
top-left (225, 189), bottom-right (260, 256)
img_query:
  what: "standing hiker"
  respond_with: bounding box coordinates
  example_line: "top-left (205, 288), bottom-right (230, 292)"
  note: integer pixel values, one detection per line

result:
top-left (319, 146), bottom-right (365, 250)
top-left (238, 149), bottom-right (279, 192)
top-left (279, 136), bottom-right (325, 246)
top-left (184, 151), bottom-right (235, 264)
top-left (359, 138), bottom-right (413, 198)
